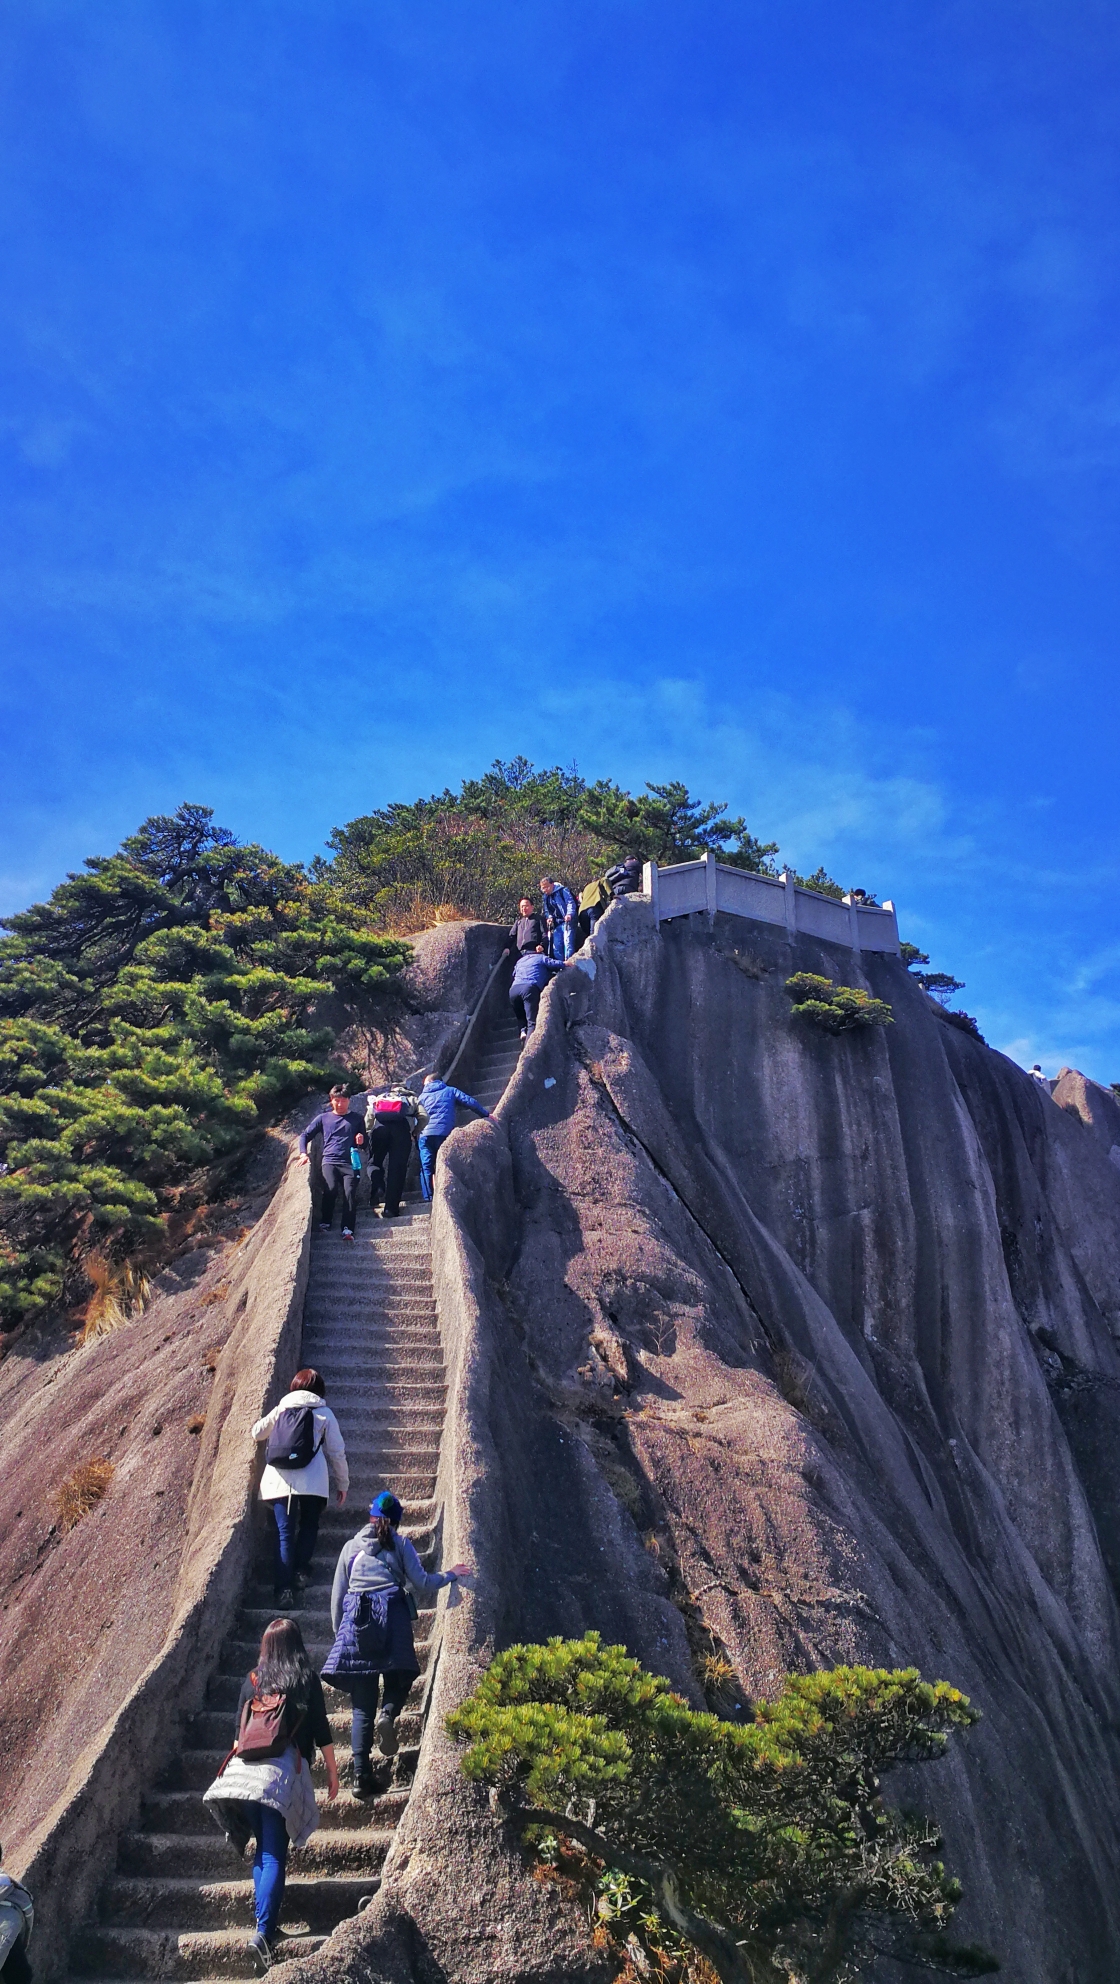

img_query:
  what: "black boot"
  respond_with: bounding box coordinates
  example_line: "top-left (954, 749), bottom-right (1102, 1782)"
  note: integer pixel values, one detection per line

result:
top-left (350, 1756), bottom-right (378, 1797)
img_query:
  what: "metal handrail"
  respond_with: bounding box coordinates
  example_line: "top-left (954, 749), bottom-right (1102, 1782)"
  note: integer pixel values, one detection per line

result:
top-left (440, 942), bottom-right (510, 1086)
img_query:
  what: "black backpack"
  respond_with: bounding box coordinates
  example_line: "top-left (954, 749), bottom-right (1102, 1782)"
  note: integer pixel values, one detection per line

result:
top-left (265, 1405), bottom-right (324, 1471)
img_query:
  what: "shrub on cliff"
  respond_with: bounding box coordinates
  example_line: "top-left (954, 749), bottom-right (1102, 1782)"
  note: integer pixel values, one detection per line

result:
top-left (0, 804), bottom-right (410, 1328)
top-left (447, 1633), bottom-right (995, 1984)
top-left (785, 974), bottom-right (894, 1034)
top-left (321, 758), bottom-right (790, 929)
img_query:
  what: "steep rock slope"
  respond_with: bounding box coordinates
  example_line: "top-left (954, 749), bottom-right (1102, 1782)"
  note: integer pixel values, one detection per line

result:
top-left (311, 899), bottom-right (1120, 1984)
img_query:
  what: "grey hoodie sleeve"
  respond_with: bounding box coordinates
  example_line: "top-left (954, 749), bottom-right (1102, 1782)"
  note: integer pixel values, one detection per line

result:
top-left (397, 1533), bottom-right (455, 1603)
top-left (330, 1539), bottom-right (357, 1633)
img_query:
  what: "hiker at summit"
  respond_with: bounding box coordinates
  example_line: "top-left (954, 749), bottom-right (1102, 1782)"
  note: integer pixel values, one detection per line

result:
top-left (579, 852), bottom-right (643, 939)
top-left (322, 1490), bottom-right (470, 1795)
top-left (506, 896), bottom-right (545, 956)
top-left (202, 1617), bottom-right (336, 1973)
top-left (509, 946), bottom-right (556, 1039)
top-left (298, 1086), bottom-right (366, 1239)
top-left (252, 1369), bottom-right (349, 1607)
top-left (416, 1072), bottom-right (490, 1200)
top-left (605, 853), bottom-right (643, 900)
top-left (539, 875), bottom-right (578, 961)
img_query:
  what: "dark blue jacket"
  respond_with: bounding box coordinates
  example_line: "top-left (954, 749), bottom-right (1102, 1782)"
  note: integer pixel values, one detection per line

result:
top-left (511, 952), bottom-right (554, 994)
top-left (299, 1110), bottom-right (365, 1162)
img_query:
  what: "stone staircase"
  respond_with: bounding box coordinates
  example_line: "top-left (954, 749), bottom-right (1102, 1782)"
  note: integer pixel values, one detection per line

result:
top-left (65, 993), bottom-right (525, 1984)
top-left (68, 1205), bottom-right (442, 1982)
top-left (458, 1000), bottom-right (524, 1116)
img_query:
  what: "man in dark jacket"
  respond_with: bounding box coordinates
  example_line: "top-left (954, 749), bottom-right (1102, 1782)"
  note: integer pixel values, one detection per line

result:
top-left (298, 1087), bottom-right (366, 1239)
top-left (540, 876), bottom-right (578, 960)
top-left (364, 1090), bottom-right (417, 1220)
top-left (509, 947), bottom-right (555, 1037)
top-left (605, 854), bottom-right (643, 899)
top-left (507, 897), bottom-right (545, 956)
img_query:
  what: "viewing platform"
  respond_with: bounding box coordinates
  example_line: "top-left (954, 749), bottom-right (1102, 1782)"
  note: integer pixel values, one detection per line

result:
top-left (642, 852), bottom-right (900, 954)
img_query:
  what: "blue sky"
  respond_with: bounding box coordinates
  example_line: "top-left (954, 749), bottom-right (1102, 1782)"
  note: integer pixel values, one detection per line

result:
top-left (1, 2), bottom-right (1118, 1079)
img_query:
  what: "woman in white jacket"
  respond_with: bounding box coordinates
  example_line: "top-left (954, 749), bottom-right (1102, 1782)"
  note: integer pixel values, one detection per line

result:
top-left (252, 1367), bottom-right (349, 1607)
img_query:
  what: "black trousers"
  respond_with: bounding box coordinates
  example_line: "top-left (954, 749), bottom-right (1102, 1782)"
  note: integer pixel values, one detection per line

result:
top-left (367, 1119), bottom-right (412, 1214)
top-left (320, 1159), bottom-right (358, 1230)
top-left (510, 984), bottom-right (541, 1031)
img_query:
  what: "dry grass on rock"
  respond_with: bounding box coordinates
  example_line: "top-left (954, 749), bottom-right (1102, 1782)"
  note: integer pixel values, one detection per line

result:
top-left (54, 1457), bottom-right (115, 1532)
top-left (79, 1255), bottom-right (151, 1345)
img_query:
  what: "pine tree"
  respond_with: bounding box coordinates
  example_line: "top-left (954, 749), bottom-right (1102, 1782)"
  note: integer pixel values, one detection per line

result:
top-left (447, 1634), bottom-right (997, 1984)
top-left (0, 805), bottom-right (410, 1328)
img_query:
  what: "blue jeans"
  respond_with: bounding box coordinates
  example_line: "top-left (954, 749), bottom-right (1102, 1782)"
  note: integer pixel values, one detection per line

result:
top-left (270, 1495), bottom-right (326, 1595)
top-left (547, 918), bottom-right (574, 961)
top-left (350, 1672), bottom-right (415, 1766)
top-left (248, 1802), bottom-right (288, 1939)
top-left (418, 1135), bottom-right (444, 1200)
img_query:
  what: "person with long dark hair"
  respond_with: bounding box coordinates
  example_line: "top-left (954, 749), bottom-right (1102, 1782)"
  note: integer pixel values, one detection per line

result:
top-left (322, 1491), bottom-right (470, 1795)
top-left (203, 1619), bottom-right (337, 1973)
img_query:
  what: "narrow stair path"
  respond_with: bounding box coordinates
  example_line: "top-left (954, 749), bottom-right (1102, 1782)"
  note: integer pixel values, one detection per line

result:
top-left (462, 1000), bottom-right (524, 1114)
top-left (67, 989), bottom-right (524, 1984)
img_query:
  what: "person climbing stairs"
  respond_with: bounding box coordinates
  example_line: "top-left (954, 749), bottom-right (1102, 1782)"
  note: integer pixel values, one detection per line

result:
top-left (67, 1206), bottom-right (443, 1981)
top-left (64, 969), bottom-right (526, 1982)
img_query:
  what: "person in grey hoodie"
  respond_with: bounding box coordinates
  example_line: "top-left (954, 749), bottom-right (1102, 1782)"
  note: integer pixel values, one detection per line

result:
top-left (322, 1491), bottom-right (470, 1793)
top-left (253, 1369), bottom-right (349, 1606)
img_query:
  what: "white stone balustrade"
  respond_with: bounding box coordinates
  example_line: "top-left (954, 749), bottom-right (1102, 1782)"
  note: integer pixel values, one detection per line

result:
top-left (640, 852), bottom-right (900, 955)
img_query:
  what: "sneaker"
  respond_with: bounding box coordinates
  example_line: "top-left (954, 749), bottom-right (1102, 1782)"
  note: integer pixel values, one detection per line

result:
top-left (349, 1757), bottom-right (378, 1796)
top-left (319, 1221), bottom-right (331, 1232)
top-left (342, 1227), bottom-right (354, 1241)
top-left (375, 1706), bottom-right (399, 1756)
top-left (519, 1027), bottom-right (527, 1040)
top-left (292, 1569), bottom-right (309, 1594)
top-left (250, 1931), bottom-right (273, 1974)
top-left (275, 1587), bottom-right (294, 1609)
top-left (380, 1206), bottom-right (402, 1218)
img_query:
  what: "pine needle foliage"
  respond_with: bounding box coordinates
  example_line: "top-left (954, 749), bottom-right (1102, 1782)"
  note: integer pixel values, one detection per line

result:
top-left (447, 1634), bottom-right (996, 1984)
top-left (0, 805), bottom-right (410, 1327)
top-left (784, 975), bottom-right (894, 1036)
top-left (322, 759), bottom-right (794, 929)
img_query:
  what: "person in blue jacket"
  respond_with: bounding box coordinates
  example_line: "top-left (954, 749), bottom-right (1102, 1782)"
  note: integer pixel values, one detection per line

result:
top-left (416, 1073), bottom-right (490, 1199)
top-left (540, 876), bottom-right (578, 961)
top-left (509, 947), bottom-right (555, 1038)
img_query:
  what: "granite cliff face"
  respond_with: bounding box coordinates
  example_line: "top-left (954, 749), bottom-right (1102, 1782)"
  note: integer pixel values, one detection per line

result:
top-left (12, 906), bottom-right (1120, 1984)
top-left (319, 900), bottom-right (1120, 1984)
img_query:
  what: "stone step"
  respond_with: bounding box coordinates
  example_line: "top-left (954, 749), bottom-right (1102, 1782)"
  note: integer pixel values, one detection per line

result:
top-left (139, 1781), bottom-right (414, 1838)
top-left (325, 1428), bottom-right (443, 1452)
top-left (168, 1729), bottom-right (420, 1792)
top-left (306, 1268), bottom-right (434, 1285)
top-left (207, 1658), bottom-right (430, 1712)
top-left (98, 1874), bottom-right (375, 1934)
top-left (302, 1335), bottom-right (443, 1358)
top-left (220, 1635), bottom-right (433, 1675)
top-left (70, 1925), bottom-right (325, 1979)
top-left (303, 1308), bottom-right (438, 1324)
top-left (117, 1824), bottom-right (397, 1880)
top-left (313, 1396), bottom-right (444, 1412)
top-left (187, 1700), bottom-right (421, 1750)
